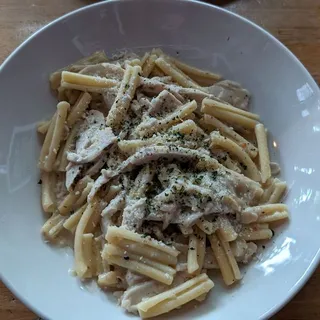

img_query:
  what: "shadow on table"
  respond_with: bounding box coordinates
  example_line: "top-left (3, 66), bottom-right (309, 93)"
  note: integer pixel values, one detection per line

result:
top-left (79, 0), bottom-right (238, 6)
top-left (79, 0), bottom-right (102, 4)
top-left (204, 0), bottom-right (238, 6)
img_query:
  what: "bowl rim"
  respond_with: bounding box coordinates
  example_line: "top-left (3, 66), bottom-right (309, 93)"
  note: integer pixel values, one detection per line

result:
top-left (1, 0), bottom-right (319, 319)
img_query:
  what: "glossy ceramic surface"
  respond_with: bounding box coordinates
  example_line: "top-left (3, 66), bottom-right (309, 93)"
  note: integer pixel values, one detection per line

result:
top-left (0, 1), bottom-right (319, 319)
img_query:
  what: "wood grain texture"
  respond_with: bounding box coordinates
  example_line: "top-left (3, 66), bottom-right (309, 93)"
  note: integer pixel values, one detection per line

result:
top-left (0, 0), bottom-right (319, 319)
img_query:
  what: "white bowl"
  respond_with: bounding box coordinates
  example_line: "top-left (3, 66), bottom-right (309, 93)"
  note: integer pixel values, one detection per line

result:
top-left (0, 1), bottom-right (319, 319)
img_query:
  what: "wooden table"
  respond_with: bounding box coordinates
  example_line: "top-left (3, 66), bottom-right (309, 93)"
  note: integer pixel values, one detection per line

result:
top-left (0, 1), bottom-right (319, 319)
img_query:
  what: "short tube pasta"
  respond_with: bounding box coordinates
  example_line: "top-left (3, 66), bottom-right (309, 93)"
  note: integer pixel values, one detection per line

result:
top-left (74, 199), bottom-right (100, 278)
top-left (203, 114), bottom-right (258, 158)
top-left (132, 100), bottom-right (197, 138)
top-left (42, 213), bottom-right (66, 240)
top-left (255, 124), bottom-right (271, 183)
top-left (137, 273), bottom-right (214, 318)
top-left (155, 56), bottom-right (203, 90)
top-left (40, 171), bottom-right (56, 213)
top-left (106, 65), bottom-right (141, 130)
top-left (39, 112), bottom-right (57, 169)
top-left (202, 102), bottom-right (258, 129)
top-left (209, 233), bottom-right (241, 285)
top-left (67, 92), bottom-right (92, 127)
top-left (58, 176), bottom-right (93, 215)
top-left (106, 226), bottom-right (180, 258)
top-left (203, 98), bottom-right (260, 120)
top-left (239, 227), bottom-right (273, 241)
top-left (63, 204), bottom-right (87, 233)
top-left (210, 131), bottom-right (261, 181)
top-left (44, 101), bottom-right (70, 172)
top-left (217, 217), bottom-right (238, 242)
top-left (142, 54), bottom-right (158, 77)
top-left (102, 243), bottom-right (176, 285)
top-left (241, 204), bottom-right (288, 224)
top-left (168, 57), bottom-right (221, 84)
top-left (187, 234), bottom-right (199, 274)
top-left (61, 71), bottom-right (118, 92)
top-left (268, 180), bottom-right (287, 204)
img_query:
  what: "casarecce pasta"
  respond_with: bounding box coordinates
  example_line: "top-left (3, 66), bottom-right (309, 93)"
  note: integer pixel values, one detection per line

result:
top-left (38, 49), bottom-right (289, 318)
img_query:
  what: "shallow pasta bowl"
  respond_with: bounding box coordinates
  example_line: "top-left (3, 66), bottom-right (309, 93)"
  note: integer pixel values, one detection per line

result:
top-left (0, 0), bottom-right (320, 319)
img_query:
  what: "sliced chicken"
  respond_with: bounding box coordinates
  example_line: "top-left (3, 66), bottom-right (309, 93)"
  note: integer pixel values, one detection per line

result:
top-left (125, 271), bottom-right (148, 287)
top-left (130, 95), bottom-right (153, 117)
top-left (102, 87), bottom-right (118, 112)
top-left (173, 210), bottom-right (205, 227)
top-left (151, 76), bottom-right (173, 84)
top-left (206, 80), bottom-right (250, 110)
top-left (139, 77), bottom-right (250, 113)
top-left (109, 51), bottom-right (140, 68)
top-left (88, 145), bottom-right (261, 201)
top-left (230, 238), bottom-right (257, 263)
top-left (88, 145), bottom-right (210, 200)
top-left (151, 180), bottom-right (239, 217)
top-left (138, 77), bottom-right (185, 101)
top-left (85, 152), bottom-right (107, 176)
top-left (146, 207), bottom-right (202, 230)
top-left (65, 163), bottom-right (83, 191)
top-left (178, 87), bottom-right (212, 103)
top-left (148, 90), bottom-right (182, 117)
top-left (145, 204), bottom-right (181, 230)
top-left (121, 198), bottom-right (147, 231)
top-left (119, 271), bottom-right (191, 314)
top-left (139, 77), bottom-right (214, 102)
top-left (67, 110), bottom-right (117, 164)
top-left (101, 190), bottom-right (126, 236)
top-left (119, 280), bottom-right (167, 314)
top-left (79, 62), bottom-right (124, 80)
top-left (65, 152), bottom-right (107, 191)
top-left (101, 190), bottom-right (126, 217)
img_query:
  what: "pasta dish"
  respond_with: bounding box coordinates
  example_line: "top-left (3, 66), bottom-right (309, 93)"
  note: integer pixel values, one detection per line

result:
top-left (37, 49), bottom-right (289, 318)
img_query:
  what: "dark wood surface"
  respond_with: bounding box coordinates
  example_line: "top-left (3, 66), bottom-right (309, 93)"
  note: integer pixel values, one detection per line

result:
top-left (0, 1), bottom-right (319, 319)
